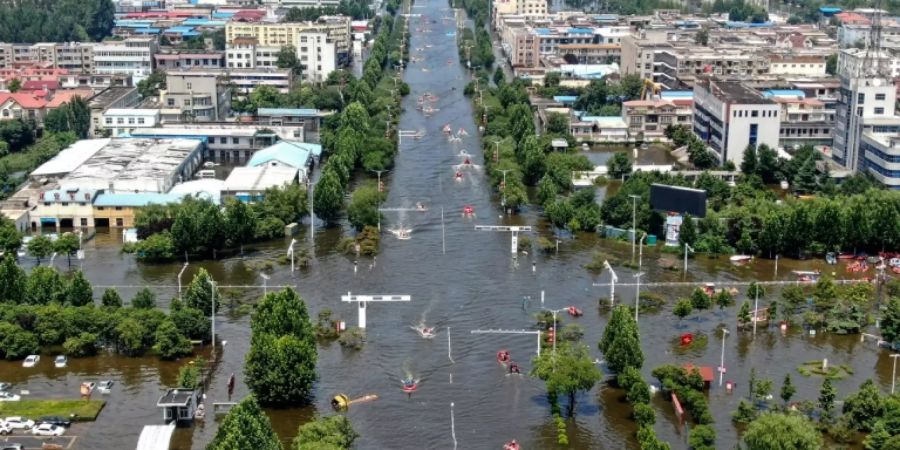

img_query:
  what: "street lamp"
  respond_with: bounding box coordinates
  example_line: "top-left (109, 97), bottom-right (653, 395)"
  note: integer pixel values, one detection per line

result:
top-left (177, 262), bottom-right (189, 298)
top-left (307, 177), bottom-right (315, 245)
top-left (497, 169), bottom-right (511, 209)
top-left (369, 169), bottom-right (390, 231)
top-left (683, 243), bottom-right (693, 274)
top-left (719, 327), bottom-right (729, 387)
top-left (288, 239), bottom-right (297, 272)
top-left (206, 277), bottom-right (216, 349)
top-left (633, 271), bottom-right (645, 322)
top-left (891, 354), bottom-right (900, 394)
top-left (491, 138), bottom-right (501, 163)
top-left (260, 273), bottom-right (270, 297)
top-left (629, 194), bottom-right (640, 264)
top-left (752, 286), bottom-right (760, 336)
top-left (603, 260), bottom-right (618, 306)
top-left (543, 307), bottom-right (568, 357)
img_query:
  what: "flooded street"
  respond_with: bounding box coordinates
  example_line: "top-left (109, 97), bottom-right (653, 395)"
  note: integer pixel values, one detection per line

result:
top-left (1, 1), bottom-right (896, 449)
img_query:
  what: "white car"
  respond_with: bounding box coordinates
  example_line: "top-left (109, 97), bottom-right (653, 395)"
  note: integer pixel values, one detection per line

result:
top-left (3, 417), bottom-right (34, 429)
top-left (0, 392), bottom-right (20, 402)
top-left (54, 355), bottom-right (67, 368)
top-left (22, 355), bottom-right (39, 368)
top-left (0, 422), bottom-right (11, 435)
top-left (97, 380), bottom-right (114, 394)
top-left (31, 423), bottom-right (64, 436)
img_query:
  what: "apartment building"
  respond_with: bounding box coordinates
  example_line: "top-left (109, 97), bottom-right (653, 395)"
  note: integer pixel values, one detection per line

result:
top-left (101, 109), bottom-right (161, 136)
top-left (163, 71), bottom-right (232, 122)
top-left (620, 30), bottom-right (673, 81)
top-left (622, 99), bottom-right (693, 141)
top-left (154, 52), bottom-right (226, 70)
top-left (0, 42), bottom-right (93, 72)
top-left (225, 16), bottom-right (351, 66)
top-left (693, 77), bottom-right (781, 167)
top-left (93, 37), bottom-right (157, 83)
top-left (769, 94), bottom-right (834, 148)
top-left (859, 126), bottom-right (900, 189)
top-left (767, 55), bottom-right (827, 76)
top-left (227, 33), bottom-right (336, 83)
top-left (508, 27), bottom-right (539, 67)
top-left (261, 0), bottom-right (341, 8)
top-left (515, 0), bottom-right (546, 17)
top-left (656, 48), bottom-right (771, 88)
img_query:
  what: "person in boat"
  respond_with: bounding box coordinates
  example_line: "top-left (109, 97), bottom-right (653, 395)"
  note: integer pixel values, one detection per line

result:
top-left (402, 377), bottom-right (416, 389)
top-left (464, 158), bottom-right (470, 165)
top-left (509, 362), bottom-right (520, 374)
top-left (455, 171), bottom-right (463, 179)
top-left (416, 202), bottom-right (426, 211)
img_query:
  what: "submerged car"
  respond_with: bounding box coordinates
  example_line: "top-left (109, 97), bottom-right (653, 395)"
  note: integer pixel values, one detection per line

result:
top-left (97, 380), bottom-right (114, 394)
top-left (22, 355), bottom-right (39, 368)
top-left (53, 355), bottom-right (67, 368)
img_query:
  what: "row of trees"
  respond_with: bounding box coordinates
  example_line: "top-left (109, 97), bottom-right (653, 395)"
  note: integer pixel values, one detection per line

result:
top-left (0, 0), bottom-right (114, 43)
top-left (127, 189), bottom-right (308, 262)
top-left (43, 97), bottom-right (91, 139)
top-left (603, 167), bottom-right (900, 256)
top-left (0, 132), bottom-right (77, 202)
top-left (665, 124), bottom-right (718, 169)
top-left (208, 395), bottom-right (357, 450)
top-left (312, 14), bottom-right (408, 229)
top-left (457, 27), bottom-right (494, 69)
top-left (285, 0), bottom-right (377, 21)
top-left (0, 256), bottom-right (216, 360)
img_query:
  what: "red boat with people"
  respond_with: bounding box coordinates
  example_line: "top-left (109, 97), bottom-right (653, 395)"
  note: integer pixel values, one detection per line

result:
top-left (463, 205), bottom-right (474, 215)
top-left (401, 378), bottom-right (417, 393)
top-left (567, 306), bottom-right (583, 317)
top-left (503, 440), bottom-right (520, 450)
top-left (497, 349), bottom-right (511, 366)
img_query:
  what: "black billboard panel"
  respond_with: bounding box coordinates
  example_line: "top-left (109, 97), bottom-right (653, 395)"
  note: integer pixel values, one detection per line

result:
top-left (649, 183), bottom-right (707, 217)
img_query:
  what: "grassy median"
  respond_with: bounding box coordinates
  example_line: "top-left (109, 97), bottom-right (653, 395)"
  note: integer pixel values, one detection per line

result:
top-left (0, 400), bottom-right (105, 421)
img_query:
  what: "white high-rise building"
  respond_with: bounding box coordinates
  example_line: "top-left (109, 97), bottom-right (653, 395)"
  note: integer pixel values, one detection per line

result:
top-left (93, 37), bottom-right (157, 83)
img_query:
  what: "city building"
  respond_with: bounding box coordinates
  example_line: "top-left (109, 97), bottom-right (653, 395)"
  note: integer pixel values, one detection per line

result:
top-left (153, 52), bottom-right (226, 70)
top-left (130, 124), bottom-right (292, 164)
top-left (515, 0), bottom-right (547, 17)
top-left (101, 109), bottom-right (161, 136)
top-left (222, 165), bottom-right (298, 202)
top-left (247, 140), bottom-right (322, 181)
top-left (692, 77), bottom-right (781, 166)
top-left (765, 90), bottom-right (834, 148)
top-left (767, 55), bottom-right (827, 76)
top-left (225, 16), bottom-right (352, 66)
top-left (260, 0), bottom-right (341, 8)
top-left (0, 42), bottom-right (94, 72)
top-left (88, 86), bottom-right (141, 137)
top-left (93, 37), bottom-right (157, 82)
top-left (622, 98), bottom-right (693, 141)
top-left (92, 192), bottom-right (183, 228)
top-left (162, 70), bottom-right (232, 121)
top-left (256, 107), bottom-right (326, 137)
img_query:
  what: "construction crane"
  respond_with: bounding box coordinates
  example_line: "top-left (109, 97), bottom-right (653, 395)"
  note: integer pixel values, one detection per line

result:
top-left (639, 78), bottom-right (662, 101)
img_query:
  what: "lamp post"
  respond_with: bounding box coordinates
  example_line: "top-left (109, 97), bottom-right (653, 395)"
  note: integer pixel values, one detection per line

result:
top-left (207, 277), bottom-right (216, 349)
top-left (719, 327), bottom-right (729, 387)
top-left (288, 239), bottom-right (296, 272)
top-left (603, 260), bottom-right (618, 306)
top-left (544, 307), bottom-right (567, 357)
top-left (308, 177), bottom-right (315, 245)
top-left (260, 273), bottom-right (269, 297)
top-left (370, 169), bottom-right (390, 231)
top-left (634, 271), bottom-right (645, 323)
top-left (491, 139), bottom-right (501, 163)
top-left (497, 169), bottom-right (511, 209)
top-left (177, 262), bottom-right (189, 298)
top-left (629, 194), bottom-right (640, 264)
top-left (752, 286), bottom-right (760, 336)
top-left (683, 243), bottom-right (693, 274)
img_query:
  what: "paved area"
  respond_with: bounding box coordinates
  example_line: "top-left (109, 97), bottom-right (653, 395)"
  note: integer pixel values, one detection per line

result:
top-left (1, 434), bottom-right (78, 449)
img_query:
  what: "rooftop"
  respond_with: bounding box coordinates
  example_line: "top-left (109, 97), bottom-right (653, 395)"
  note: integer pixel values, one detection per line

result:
top-left (92, 192), bottom-right (184, 207)
top-left (248, 141), bottom-right (321, 168)
top-left (157, 389), bottom-right (195, 407)
top-left (257, 107), bottom-right (321, 117)
top-left (31, 139), bottom-right (109, 178)
top-left (224, 166), bottom-right (297, 192)
top-left (135, 424), bottom-right (175, 450)
top-left (104, 108), bottom-right (160, 117)
top-left (702, 79), bottom-right (771, 105)
top-left (89, 87), bottom-right (138, 109)
top-left (59, 138), bottom-right (202, 192)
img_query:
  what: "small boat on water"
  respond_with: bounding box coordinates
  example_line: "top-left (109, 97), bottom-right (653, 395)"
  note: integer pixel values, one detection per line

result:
top-left (411, 325), bottom-right (436, 338)
top-left (390, 228), bottom-right (412, 240)
top-left (730, 255), bottom-right (752, 263)
top-left (889, 258), bottom-right (900, 267)
top-left (503, 440), bottom-right (520, 450)
top-left (497, 349), bottom-right (511, 367)
top-left (567, 306), bottom-right (583, 317)
top-left (792, 270), bottom-right (821, 282)
top-left (401, 379), bottom-right (417, 393)
top-left (825, 252), bottom-right (837, 265)
top-left (463, 205), bottom-right (474, 215)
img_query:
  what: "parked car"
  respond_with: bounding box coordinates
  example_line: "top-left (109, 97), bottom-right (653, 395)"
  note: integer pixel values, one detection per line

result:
top-left (22, 355), bottom-right (39, 368)
top-left (0, 444), bottom-right (23, 450)
top-left (3, 417), bottom-right (34, 429)
top-left (0, 422), bottom-right (11, 435)
top-left (53, 355), bottom-right (66, 368)
top-left (36, 416), bottom-right (70, 428)
top-left (97, 380), bottom-right (114, 394)
top-left (31, 423), bottom-right (64, 436)
top-left (81, 382), bottom-right (96, 393)
top-left (0, 383), bottom-right (10, 391)
top-left (0, 392), bottom-right (20, 402)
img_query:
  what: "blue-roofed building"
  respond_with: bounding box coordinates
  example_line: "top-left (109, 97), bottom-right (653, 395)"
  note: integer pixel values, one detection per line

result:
top-left (763, 89), bottom-right (806, 99)
top-left (93, 192), bottom-right (184, 228)
top-left (553, 95), bottom-right (578, 105)
top-left (248, 141), bottom-right (322, 181)
top-left (819, 6), bottom-right (842, 16)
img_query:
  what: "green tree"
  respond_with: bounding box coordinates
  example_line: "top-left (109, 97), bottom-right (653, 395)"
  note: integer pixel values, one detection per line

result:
top-left (747, 281), bottom-right (766, 299)
top-left (0, 323), bottom-right (39, 360)
top-left (813, 276), bottom-right (838, 311)
top-left (137, 70), bottom-right (166, 98)
top-left (52, 232), bottom-right (80, 267)
top-left (715, 290), bottom-right (733, 309)
top-left (208, 396), bottom-right (283, 450)
top-left (780, 373), bottom-right (796, 406)
top-left (63, 332), bottom-right (98, 357)
top-left (530, 342), bottom-right (602, 417)
top-left (223, 198), bottom-right (255, 248)
top-left (27, 235), bottom-right (53, 264)
top-left (115, 317), bottom-right (148, 356)
top-left (679, 214), bottom-right (697, 248)
top-left (177, 363), bottom-right (201, 389)
top-left (826, 53), bottom-right (837, 75)
top-left (843, 379), bottom-right (884, 432)
top-left (245, 288), bottom-right (318, 406)
top-left (132, 287), bottom-right (156, 309)
top-left (741, 144), bottom-right (758, 175)
top-left (688, 424), bottom-right (715, 450)
top-left (606, 152), bottom-right (632, 179)
top-left (154, 318), bottom-right (193, 360)
top-left (276, 44), bottom-right (303, 77)
top-left (293, 415), bottom-right (358, 450)
top-left (742, 413), bottom-right (821, 450)
top-left (536, 174), bottom-right (558, 207)
top-left (696, 28), bottom-right (709, 45)
top-left (820, 377), bottom-right (837, 421)
top-left (519, 136), bottom-right (546, 185)
top-left (599, 305), bottom-right (644, 373)
top-left (100, 288), bottom-right (122, 308)
top-left (7, 78), bottom-right (21, 93)
top-left (738, 301), bottom-right (752, 328)
top-left (882, 297), bottom-right (900, 346)
top-left (183, 268), bottom-right (219, 316)
top-left (346, 185), bottom-right (385, 231)
top-left (0, 255), bottom-right (26, 303)
top-left (65, 270), bottom-right (93, 306)
top-left (313, 167), bottom-right (344, 224)
top-left (673, 298), bottom-right (693, 320)
top-left (793, 156), bottom-right (818, 193)
top-left (546, 112), bottom-right (569, 135)
top-left (690, 288), bottom-right (712, 310)
top-left (25, 266), bottom-right (64, 304)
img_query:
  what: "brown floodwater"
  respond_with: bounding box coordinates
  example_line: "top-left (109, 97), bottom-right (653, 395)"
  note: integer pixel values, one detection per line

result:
top-left (1, 3), bottom-right (895, 449)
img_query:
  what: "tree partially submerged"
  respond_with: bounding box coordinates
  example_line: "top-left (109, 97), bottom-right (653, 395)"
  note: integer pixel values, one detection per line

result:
top-left (208, 396), bottom-right (282, 450)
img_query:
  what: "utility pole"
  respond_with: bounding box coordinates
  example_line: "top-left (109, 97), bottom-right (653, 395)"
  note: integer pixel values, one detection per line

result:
top-left (719, 327), bottom-right (729, 386)
top-left (752, 287), bottom-right (760, 336)
top-left (683, 243), bottom-right (693, 275)
top-left (260, 273), bottom-right (269, 297)
top-left (370, 169), bottom-right (390, 232)
top-left (207, 278), bottom-right (216, 349)
top-left (634, 233), bottom-right (646, 322)
top-left (177, 262), bottom-right (189, 298)
top-left (497, 169), bottom-right (511, 209)
top-left (308, 177), bottom-right (315, 245)
top-left (629, 194), bottom-right (640, 264)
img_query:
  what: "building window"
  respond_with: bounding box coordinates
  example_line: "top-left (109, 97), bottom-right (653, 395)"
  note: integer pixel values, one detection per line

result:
top-left (80, 218), bottom-right (87, 226)
top-left (186, 82), bottom-right (192, 90)
top-left (167, 98), bottom-right (175, 107)
top-left (138, 118), bottom-right (145, 124)
top-left (876, 93), bottom-right (887, 101)
top-left (97, 207), bottom-right (104, 211)
top-left (115, 218), bottom-right (124, 227)
top-left (105, 118), bottom-right (112, 125)
top-left (858, 107), bottom-right (864, 116)
top-left (128, 118), bottom-right (135, 124)
top-left (858, 93), bottom-right (865, 103)
top-left (115, 206), bottom-right (123, 211)
top-left (876, 107), bottom-right (885, 115)
top-left (751, 110), bottom-right (758, 118)
top-left (116, 118), bottom-right (124, 124)
top-left (232, 138), bottom-right (239, 144)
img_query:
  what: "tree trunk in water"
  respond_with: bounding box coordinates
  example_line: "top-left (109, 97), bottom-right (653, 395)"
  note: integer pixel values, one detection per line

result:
top-left (568, 392), bottom-right (576, 417)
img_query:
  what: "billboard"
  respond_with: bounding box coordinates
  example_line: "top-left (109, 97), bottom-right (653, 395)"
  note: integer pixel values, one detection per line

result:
top-left (649, 183), bottom-right (707, 218)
